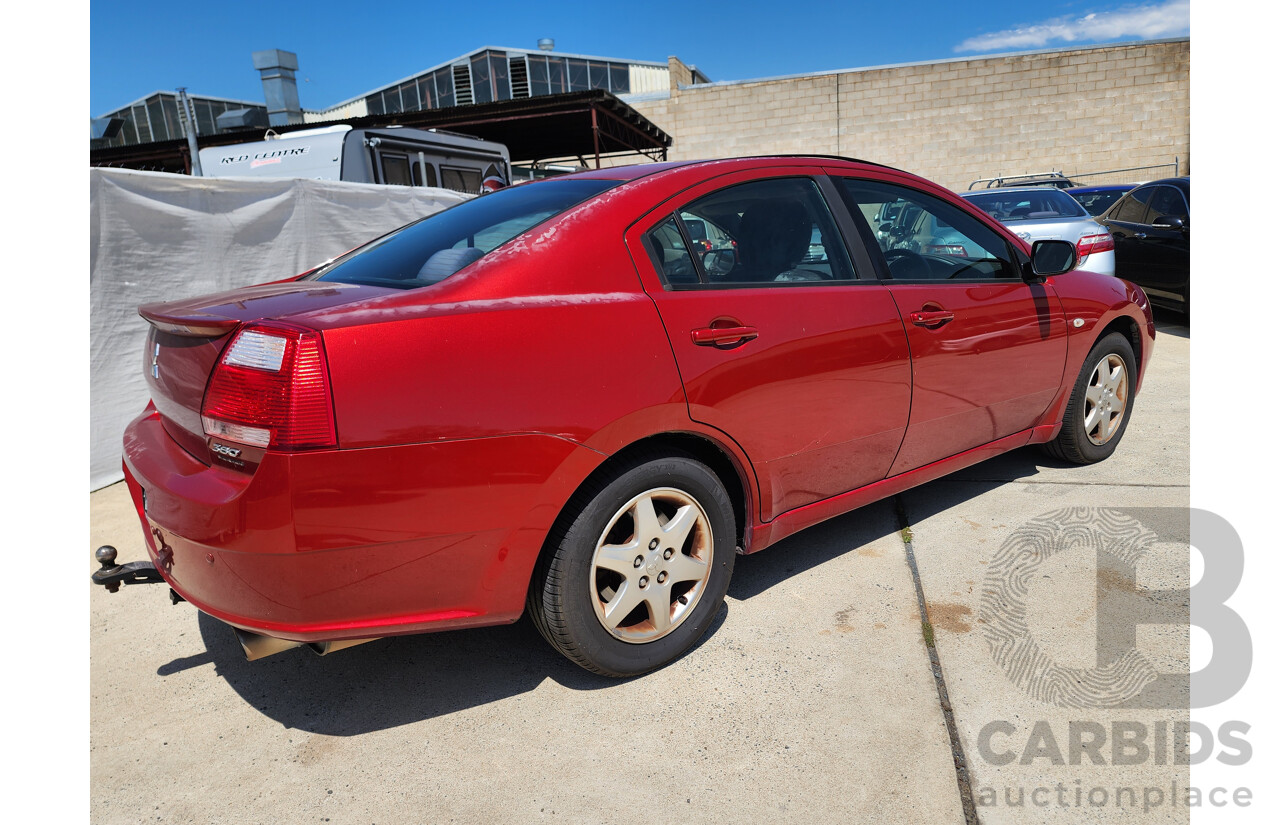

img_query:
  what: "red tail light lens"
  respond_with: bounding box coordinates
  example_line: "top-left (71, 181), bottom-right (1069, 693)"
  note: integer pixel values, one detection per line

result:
top-left (201, 323), bottom-right (336, 450)
top-left (1076, 232), bottom-right (1115, 259)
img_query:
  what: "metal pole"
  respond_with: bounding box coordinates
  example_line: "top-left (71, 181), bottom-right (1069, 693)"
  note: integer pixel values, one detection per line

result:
top-left (177, 88), bottom-right (204, 177)
top-left (591, 108), bottom-right (601, 169)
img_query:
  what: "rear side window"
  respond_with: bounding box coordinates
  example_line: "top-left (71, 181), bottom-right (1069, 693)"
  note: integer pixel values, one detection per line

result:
top-left (646, 177), bottom-right (855, 287)
top-left (309, 179), bottom-right (619, 289)
top-left (1113, 188), bottom-right (1155, 224)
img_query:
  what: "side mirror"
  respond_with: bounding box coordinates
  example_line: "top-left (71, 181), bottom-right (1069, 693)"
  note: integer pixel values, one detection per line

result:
top-left (702, 249), bottom-right (735, 278)
top-left (1027, 239), bottom-right (1077, 282)
top-left (1152, 215), bottom-right (1186, 231)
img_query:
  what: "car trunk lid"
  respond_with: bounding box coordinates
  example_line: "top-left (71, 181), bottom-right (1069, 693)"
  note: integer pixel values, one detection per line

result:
top-left (138, 281), bottom-right (397, 462)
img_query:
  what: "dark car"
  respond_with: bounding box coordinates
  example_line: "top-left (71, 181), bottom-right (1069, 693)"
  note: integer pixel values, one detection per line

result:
top-left (1066, 184), bottom-right (1136, 217)
top-left (1097, 177), bottom-right (1190, 314)
top-left (110, 156), bottom-right (1155, 678)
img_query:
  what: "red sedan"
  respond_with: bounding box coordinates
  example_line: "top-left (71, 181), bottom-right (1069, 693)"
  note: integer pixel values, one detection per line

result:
top-left (120, 156), bottom-right (1155, 676)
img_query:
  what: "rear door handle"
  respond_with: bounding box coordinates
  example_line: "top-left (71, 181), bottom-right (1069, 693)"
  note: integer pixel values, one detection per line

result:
top-left (692, 325), bottom-right (758, 346)
top-left (1133, 232), bottom-right (1148, 240)
top-left (908, 310), bottom-right (954, 328)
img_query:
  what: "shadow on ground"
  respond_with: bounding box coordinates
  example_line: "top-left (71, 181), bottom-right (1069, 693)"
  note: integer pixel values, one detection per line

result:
top-left (186, 606), bottom-right (727, 735)
top-left (169, 446), bottom-right (1070, 735)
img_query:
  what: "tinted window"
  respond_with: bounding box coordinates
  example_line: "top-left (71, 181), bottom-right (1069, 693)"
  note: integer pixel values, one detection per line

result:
top-left (666, 177), bottom-right (854, 286)
top-left (380, 154), bottom-right (412, 186)
top-left (310, 179), bottom-right (618, 289)
top-left (1071, 190), bottom-right (1127, 216)
top-left (962, 189), bottom-right (1088, 221)
top-left (1113, 188), bottom-right (1155, 223)
top-left (1147, 186), bottom-right (1188, 222)
top-left (838, 179), bottom-right (1016, 280)
top-left (442, 167), bottom-right (483, 194)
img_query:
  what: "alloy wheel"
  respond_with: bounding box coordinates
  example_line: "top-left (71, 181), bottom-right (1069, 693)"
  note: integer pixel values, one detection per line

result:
top-left (1083, 353), bottom-right (1129, 446)
top-left (589, 488), bottom-right (713, 643)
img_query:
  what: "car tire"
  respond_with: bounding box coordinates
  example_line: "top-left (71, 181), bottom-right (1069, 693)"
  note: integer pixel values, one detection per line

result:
top-left (1042, 331), bottom-right (1138, 465)
top-left (528, 452), bottom-right (736, 677)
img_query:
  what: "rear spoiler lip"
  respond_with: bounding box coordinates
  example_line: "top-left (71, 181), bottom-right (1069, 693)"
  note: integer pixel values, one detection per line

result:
top-left (138, 304), bottom-right (240, 337)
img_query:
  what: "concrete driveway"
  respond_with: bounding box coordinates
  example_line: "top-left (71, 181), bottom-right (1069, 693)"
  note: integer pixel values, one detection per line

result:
top-left (90, 315), bottom-right (1189, 824)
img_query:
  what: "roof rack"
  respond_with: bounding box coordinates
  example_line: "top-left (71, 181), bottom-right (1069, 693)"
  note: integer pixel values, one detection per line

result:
top-left (967, 172), bottom-right (1075, 190)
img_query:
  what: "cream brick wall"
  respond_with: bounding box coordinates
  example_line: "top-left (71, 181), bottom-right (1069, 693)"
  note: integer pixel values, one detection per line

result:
top-left (629, 40), bottom-right (1189, 191)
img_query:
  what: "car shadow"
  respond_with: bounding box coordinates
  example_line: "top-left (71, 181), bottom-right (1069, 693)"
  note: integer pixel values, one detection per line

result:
top-left (184, 596), bottom-right (728, 736)
top-left (170, 446), bottom-right (1062, 735)
top-left (1153, 307), bottom-right (1189, 339)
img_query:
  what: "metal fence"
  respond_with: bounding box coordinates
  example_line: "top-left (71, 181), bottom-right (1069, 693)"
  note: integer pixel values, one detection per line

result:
top-left (968, 159), bottom-right (1184, 191)
top-left (1066, 160), bottom-right (1182, 186)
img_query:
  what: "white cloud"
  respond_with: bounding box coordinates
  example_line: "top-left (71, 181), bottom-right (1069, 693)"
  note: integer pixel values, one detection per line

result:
top-left (955, 1), bottom-right (1190, 53)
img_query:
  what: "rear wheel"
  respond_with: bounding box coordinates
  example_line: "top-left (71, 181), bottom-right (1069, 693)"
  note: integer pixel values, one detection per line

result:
top-left (529, 453), bottom-right (736, 677)
top-left (1042, 331), bottom-right (1137, 464)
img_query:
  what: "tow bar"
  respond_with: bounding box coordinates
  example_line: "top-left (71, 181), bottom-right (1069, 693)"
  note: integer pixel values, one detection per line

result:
top-left (90, 545), bottom-right (182, 603)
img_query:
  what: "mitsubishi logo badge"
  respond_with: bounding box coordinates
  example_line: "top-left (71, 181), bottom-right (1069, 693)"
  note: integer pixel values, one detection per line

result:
top-left (151, 343), bottom-right (161, 379)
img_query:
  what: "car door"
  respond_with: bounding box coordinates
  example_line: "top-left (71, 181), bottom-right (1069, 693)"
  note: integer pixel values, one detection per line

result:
top-left (625, 168), bottom-right (913, 522)
top-left (1131, 184), bottom-right (1191, 306)
top-left (828, 172), bottom-right (1069, 475)
top-left (1101, 185), bottom-right (1157, 287)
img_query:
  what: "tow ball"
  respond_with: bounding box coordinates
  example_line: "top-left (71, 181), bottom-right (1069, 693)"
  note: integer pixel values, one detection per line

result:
top-left (90, 545), bottom-right (181, 603)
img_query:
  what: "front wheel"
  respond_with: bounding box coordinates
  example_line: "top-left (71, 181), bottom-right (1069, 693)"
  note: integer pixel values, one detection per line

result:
top-left (528, 453), bottom-right (736, 677)
top-left (1042, 331), bottom-right (1137, 464)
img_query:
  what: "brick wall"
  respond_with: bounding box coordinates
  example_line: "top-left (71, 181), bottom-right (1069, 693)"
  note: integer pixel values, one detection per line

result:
top-left (626, 39), bottom-right (1189, 191)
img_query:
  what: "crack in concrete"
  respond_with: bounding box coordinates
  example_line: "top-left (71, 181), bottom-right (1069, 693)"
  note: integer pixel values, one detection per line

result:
top-left (894, 494), bottom-right (981, 825)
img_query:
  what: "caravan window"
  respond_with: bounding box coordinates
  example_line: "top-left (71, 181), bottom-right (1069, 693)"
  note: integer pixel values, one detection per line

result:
top-left (381, 154), bottom-right (412, 186)
top-left (442, 167), bottom-right (483, 194)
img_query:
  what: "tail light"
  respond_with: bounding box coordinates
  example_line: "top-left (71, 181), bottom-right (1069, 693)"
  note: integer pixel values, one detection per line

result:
top-left (201, 323), bottom-right (336, 450)
top-left (1076, 232), bottom-right (1115, 262)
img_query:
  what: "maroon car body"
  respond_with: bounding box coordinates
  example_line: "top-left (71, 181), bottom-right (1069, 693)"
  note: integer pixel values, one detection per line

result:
top-left (122, 156), bottom-right (1154, 675)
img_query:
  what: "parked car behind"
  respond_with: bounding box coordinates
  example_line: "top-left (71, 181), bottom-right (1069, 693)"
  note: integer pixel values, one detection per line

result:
top-left (118, 156), bottom-right (1154, 677)
top-left (960, 187), bottom-right (1115, 277)
top-left (1066, 183), bottom-right (1136, 217)
top-left (1096, 177), bottom-right (1190, 314)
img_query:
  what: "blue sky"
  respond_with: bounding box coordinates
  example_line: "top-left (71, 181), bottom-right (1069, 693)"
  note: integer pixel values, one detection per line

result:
top-left (90, 0), bottom-right (1189, 115)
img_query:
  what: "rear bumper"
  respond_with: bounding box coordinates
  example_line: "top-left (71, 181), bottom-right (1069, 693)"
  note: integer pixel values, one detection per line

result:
top-left (123, 408), bottom-right (601, 642)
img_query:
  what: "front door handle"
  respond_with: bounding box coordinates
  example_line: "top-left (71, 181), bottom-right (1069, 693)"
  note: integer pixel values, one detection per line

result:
top-left (908, 309), bottom-right (954, 328)
top-left (1133, 232), bottom-right (1148, 240)
top-left (692, 325), bottom-right (758, 346)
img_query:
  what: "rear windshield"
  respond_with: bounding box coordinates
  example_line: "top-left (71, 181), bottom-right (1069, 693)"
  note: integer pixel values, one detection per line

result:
top-left (308, 178), bottom-right (619, 289)
top-left (962, 189), bottom-right (1088, 222)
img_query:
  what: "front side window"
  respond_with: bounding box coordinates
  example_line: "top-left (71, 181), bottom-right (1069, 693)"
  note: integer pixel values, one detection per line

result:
top-left (646, 177), bottom-right (854, 287)
top-left (1146, 186), bottom-right (1188, 222)
top-left (309, 179), bottom-right (618, 289)
top-left (838, 179), bottom-right (1017, 281)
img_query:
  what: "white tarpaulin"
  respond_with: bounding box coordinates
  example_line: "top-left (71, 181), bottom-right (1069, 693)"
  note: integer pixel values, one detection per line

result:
top-left (90, 167), bottom-right (470, 491)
